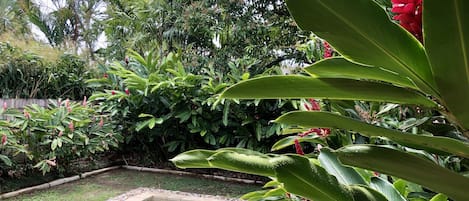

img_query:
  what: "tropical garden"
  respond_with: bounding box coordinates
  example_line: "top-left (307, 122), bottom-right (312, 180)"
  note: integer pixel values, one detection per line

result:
top-left (0, 0), bottom-right (468, 200)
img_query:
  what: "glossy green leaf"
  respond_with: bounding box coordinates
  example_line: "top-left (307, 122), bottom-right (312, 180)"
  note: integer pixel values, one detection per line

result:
top-left (170, 149), bottom-right (216, 168)
top-left (273, 154), bottom-right (354, 201)
top-left (336, 145), bottom-right (469, 201)
top-left (0, 154), bottom-right (12, 166)
top-left (276, 111), bottom-right (469, 158)
top-left (348, 185), bottom-right (389, 201)
top-left (285, 0), bottom-right (438, 96)
top-left (318, 148), bottom-right (367, 185)
top-left (222, 76), bottom-right (437, 107)
top-left (271, 135), bottom-right (324, 151)
top-left (298, 1), bottom-right (438, 94)
top-left (208, 149), bottom-right (276, 177)
top-left (430, 194), bottom-right (448, 201)
top-left (424, 0), bottom-right (469, 130)
top-left (370, 177), bottom-right (406, 201)
top-left (305, 58), bottom-right (417, 89)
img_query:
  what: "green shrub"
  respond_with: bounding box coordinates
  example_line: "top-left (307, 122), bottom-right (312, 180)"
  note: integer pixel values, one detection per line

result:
top-left (0, 42), bottom-right (95, 99)
top-left (88, 50), bottom-right (294, 162)
top-left (0, 99), bottom-right (123, 175)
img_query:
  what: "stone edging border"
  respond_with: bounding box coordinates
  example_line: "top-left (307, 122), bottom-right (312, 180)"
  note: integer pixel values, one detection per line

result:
top-left (121, 165), bottom-right (264, 185)
top-left (0, 165), bottom-right (263, 200)
top-left (0, 166), bottom-right (120, 200)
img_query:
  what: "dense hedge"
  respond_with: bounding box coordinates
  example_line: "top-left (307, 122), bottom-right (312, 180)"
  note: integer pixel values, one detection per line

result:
top-left (0, 42), bottom-right (95, 99)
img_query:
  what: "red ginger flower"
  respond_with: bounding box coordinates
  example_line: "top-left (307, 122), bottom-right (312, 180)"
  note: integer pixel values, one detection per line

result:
top-left (24, 110), bottom-right (31, 119)
top-left (323, 41), bottom-right (333, 58)
top-left (294, 138), bottom-right (305, 155)
top-left (1, 134), bottom-right (7, 145)
top-left (69, 122), bottom-right (75, 132)
top-left (82, 96), bottom-right (87, 107)
top-left (392, 0), bottom-right (423, 42)
top-left (99, 117), bottom-right (104, 128)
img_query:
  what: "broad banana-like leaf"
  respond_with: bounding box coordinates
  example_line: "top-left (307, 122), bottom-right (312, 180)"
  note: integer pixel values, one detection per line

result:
top-left (336, 145), bottom-right (469, 201)
top-left (170, 149), bottom-right (215, 168)
top-left (285, 0), bottom-right (438, 97)
top-left (171, 148), bottom-right (276, 177)
top-left (273, 154), bottom-right (355, 201)
top-left (208, 150), bottom-right (276, 177)
top-left (370, 177), bottom-right (406, 201)
top-left (276, 111), bottom-right (469, 158)
top-left (348, 185), bottom-right (389, 201)
top-left (271, 135), bottom-right (324, 151)
top-left (305, 58), bottom-right (417, 89)
top-left (318, 148), bottom-right (367, 185)
top-left (221, 76), bottom-right (437, 108)
top-left (424, 0), bottom-right (469, 130)
top-left (430, 194), bottom-right (448, 201)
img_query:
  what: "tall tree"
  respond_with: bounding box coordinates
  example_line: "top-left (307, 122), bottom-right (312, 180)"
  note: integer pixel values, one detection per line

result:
top-left (104, 0), bottom-right (307, 74)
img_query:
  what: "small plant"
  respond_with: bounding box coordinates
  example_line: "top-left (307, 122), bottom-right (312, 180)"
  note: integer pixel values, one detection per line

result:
top-left (1, 98), bottom-right (122, 174)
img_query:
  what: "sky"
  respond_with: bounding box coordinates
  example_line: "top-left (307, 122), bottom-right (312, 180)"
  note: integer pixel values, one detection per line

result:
top-left (30, 0), bottom-right (108, 52)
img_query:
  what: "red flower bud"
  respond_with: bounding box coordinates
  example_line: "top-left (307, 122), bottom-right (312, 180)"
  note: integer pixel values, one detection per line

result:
top-left (125, 57), bottom-right (129, 64)
top-left (111, 91), bottom-right (116, 95)
top-left (1, 134), bottom-right (7, 145)
top-left (2, 102), bottom-right (7, 110)
top-left (24, 110), bottom-right (31, 119)
top-left (82, 96), bottom-right (87, 107)
top-left (294, 138), bottom-right (305, 155)
top-left (125, 88), bottom-right (130, 95)
top-left (103, 73), bottom-right (108, 78)
top-left (99, 117), bottom-right (104, 128)
top-left (68, 122), bottom-right (74, 132)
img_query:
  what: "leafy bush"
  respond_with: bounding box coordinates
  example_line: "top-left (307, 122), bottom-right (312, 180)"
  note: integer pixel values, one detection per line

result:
top-left (0, 98), bottom-right (123, 175)
top-left (172, 1), bottom-right (469, 201)
top-left (88, 50), bottom-right (294, 162)
top-left (0, 42), bottom-right (95, 99)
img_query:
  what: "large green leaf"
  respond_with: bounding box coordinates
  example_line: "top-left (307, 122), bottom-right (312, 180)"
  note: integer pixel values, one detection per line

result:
top-left (305, 58), bottom-right (417, 89)
top-left (318, 148), bottom-right (367, 185)
top-left (336, 145), bottom-right (469, 201)
top-left (370, 177), bottom-right (406, 201)
top-left (172, 148), bottom-right (276, 177)
top-left (424, 0), bottom-right (469, 130)
top-left (221, 76), bottom-right (437, 107)
top-left (348, 185), bottom-right (389, 201)
top-left (285, 0), bottom-right (438, 96)
top-left (276, 111), bottom-right (469, 158)
top-left (274, 154), bottom-right (354, 201)
top-left (170, 149), bottom-right (215, 168)
top-left (208, 149), bottom-right (276, 177)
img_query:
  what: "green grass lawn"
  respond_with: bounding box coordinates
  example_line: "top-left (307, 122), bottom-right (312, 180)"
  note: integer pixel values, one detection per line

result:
top-left (6, 169), bottom-right (261, 201)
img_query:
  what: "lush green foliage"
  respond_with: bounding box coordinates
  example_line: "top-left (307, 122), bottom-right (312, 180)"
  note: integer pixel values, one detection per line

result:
top-left (88, 50), bottom-right (295, 162)
top-left (173, 0), bottom-right (469, 201)
top-left (0, 99), bottom-right (122, 175)
top-left (0, 42), bottom-right (95, 99)
top-left (104, 0), bottom-right (309, 73)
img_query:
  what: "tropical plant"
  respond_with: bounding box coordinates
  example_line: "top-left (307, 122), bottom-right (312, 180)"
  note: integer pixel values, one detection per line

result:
top-left (0, 98), bottom-right (122, 174)
top-left (172, 0), bottom-right (469, 201)
top-left (88, 49), bottom-right (294, 162)
top-left (0, 42), bottom-right (95, 99)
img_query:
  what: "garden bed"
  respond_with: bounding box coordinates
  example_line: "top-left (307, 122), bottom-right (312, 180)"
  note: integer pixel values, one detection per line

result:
top-left (4, 169), bottom-right (260, 201)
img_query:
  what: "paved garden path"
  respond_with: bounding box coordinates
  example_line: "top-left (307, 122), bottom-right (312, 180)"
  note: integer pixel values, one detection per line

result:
top-left (107, 188), bottom-right (239, 201)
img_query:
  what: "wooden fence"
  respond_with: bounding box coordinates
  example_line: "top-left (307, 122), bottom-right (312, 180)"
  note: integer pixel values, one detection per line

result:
top-left (0, 98), bottom-right (54, 110)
